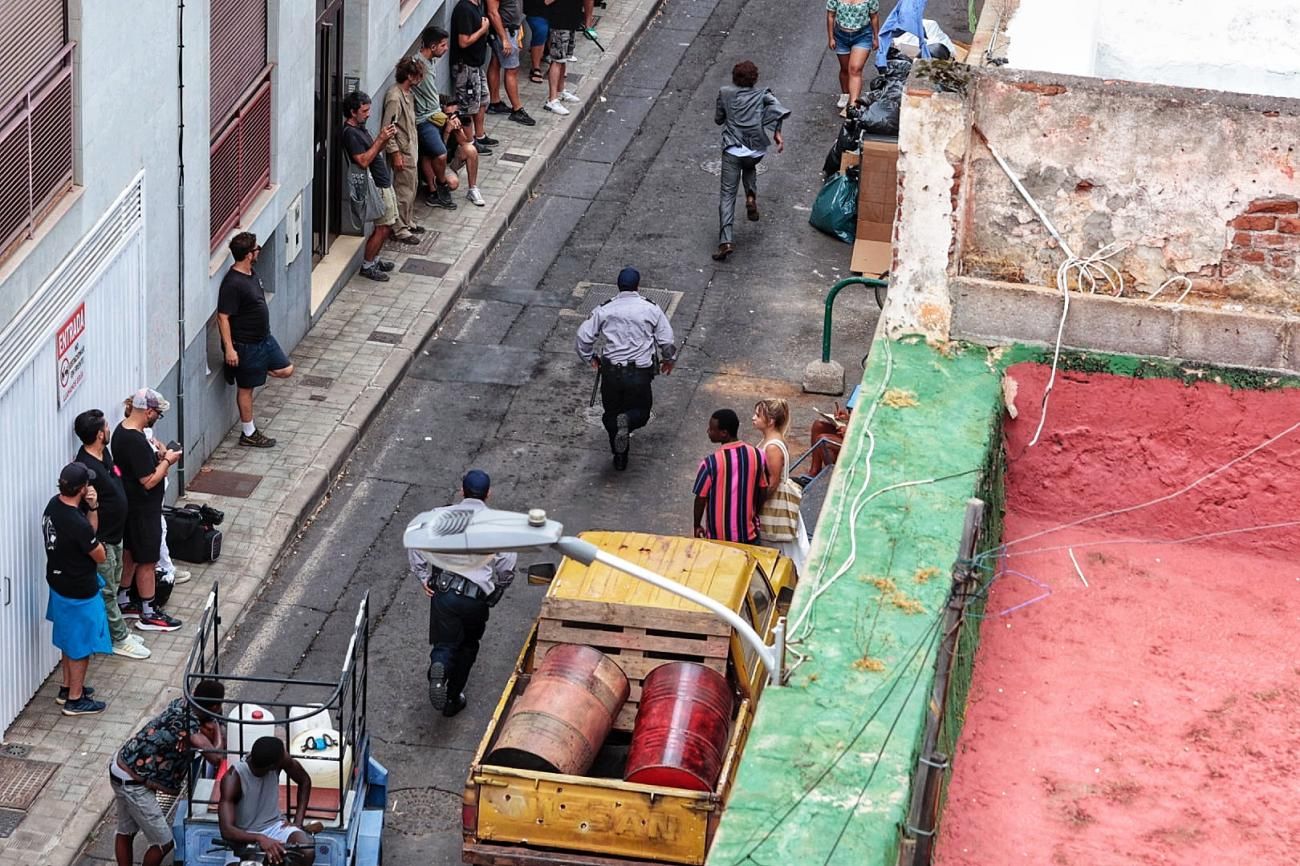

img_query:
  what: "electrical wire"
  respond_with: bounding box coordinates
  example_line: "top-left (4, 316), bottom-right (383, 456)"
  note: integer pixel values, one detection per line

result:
top-left (1000, 517), bottom-right (1300, 562)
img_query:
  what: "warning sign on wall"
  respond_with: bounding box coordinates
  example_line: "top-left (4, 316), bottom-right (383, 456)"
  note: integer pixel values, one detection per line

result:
top-left (56, 303), bottom-right (87, 407)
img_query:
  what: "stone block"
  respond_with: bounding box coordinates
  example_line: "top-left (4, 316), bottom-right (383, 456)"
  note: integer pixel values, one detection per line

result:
top-left (1061, 291), bottom-right (1177, 358)
top-left (949, 278), bottom-right (1066, 346)
top-left (1174, 307), bottom-right (1287, 370)
top-left (802, 360), bottom-right (845, 396)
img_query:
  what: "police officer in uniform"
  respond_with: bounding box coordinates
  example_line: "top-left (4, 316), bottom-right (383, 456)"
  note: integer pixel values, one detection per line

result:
top-left (406, 470), bottom-right (516, 717)
top-left (575, 267), bottom-right (677, 470)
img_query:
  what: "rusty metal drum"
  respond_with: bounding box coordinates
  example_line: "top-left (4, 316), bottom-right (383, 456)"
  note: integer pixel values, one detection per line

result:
top-left (487, 644), bottom-right (630, 775)
top-left (624, 662), bottom-right (734, 792)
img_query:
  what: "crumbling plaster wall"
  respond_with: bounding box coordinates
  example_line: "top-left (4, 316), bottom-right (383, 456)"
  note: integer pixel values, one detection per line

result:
top-left (885, 67), bottom-right (1300, 343)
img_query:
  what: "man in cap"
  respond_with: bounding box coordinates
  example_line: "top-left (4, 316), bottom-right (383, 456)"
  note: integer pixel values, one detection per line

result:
top-left (217, 231), bottom-right (295, 448)
top-left (42, 463), bottom-right (112, 715)
top-left (407, 470), bottom-right (516, 717)
top-left (111, 389), bottom-right (183, 632)
top-left (575, 267), bottom-right (677, 470)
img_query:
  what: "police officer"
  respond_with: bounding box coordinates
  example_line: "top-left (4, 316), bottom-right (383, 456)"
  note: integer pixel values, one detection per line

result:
top-left (575, 267), bottom-right (677, 470)
top-left (407, 470), bottom-right (516, 717)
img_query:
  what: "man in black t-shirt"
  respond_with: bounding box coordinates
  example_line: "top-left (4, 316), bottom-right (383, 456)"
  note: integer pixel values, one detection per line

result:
top-left (342, 89), bottom-right (400, 282)
top-left (43, 463), bottom-right (111, 715)
top-left (74, 409), bottom-right (150, 660)
top-left (451, 0), bottom-right (498, 152)
top-left (112, 389), bottom-right (183, 633)
top-left (217, 232), bottom-right (295, 449)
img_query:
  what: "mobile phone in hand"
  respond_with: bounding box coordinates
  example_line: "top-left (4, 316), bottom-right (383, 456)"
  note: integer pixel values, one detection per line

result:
top-left (166, 440), bottom-right (182, 452)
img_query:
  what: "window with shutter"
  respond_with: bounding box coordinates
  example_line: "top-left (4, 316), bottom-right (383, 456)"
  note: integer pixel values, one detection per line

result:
top-left (209, 0), bottom-right (273, 250)
top-left (0, 0), bottom-right (74, 264)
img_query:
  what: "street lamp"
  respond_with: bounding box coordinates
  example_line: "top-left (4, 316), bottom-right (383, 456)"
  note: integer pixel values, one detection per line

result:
top-left (403, 507), bottom-right (786, 685)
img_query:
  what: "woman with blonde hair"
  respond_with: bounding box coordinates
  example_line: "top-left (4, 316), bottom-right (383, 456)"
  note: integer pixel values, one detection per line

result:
top-left (752, 398), bottom-right (810, 572)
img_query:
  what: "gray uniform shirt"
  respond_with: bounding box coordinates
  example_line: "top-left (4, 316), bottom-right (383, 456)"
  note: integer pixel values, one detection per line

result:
top-left (575, 292), bottom-right (677, 367)
top-left (411, 53), bottom-right (441, 121)
top-left (231, 760), bottom-right (282, 833)
top-left (407, 498), bottom-right (518, 595)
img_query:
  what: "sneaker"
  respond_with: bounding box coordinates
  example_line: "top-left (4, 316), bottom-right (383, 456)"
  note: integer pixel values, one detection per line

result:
top-left (565, 54), bottom-right (578, 63)
top-left (360, 264), bottom-right (391, 282)
top-left (136, 610), bottom-right (183, 632)
top-left (408, 225), bottom-right (427, 234)
top-left (467, 187), bottom-right (486, 207)
top-left (393, 232), bottom-right (420, 245)
top-left (113, 639), bottom-right (151, 660)
top-left (158, 567), bottom-right (191, 585)
top-left (376, 259), bottom-right (397, 272)
top-left (430, 185), bottom-right (458, 210)
top-left (837, 93), bottom-right (850, 109)
top-left (559, 90), bottom-right (580, 103)
top-left (443, 693), bottom-right (468, 718)
top-left (487, 101), bottom-right (511, 115)
top-left (62, 696), bottom-right (107, 716)
top-left (239, 429), bottom-right (277, 448)
top-left (544, 99), bottom-right (570, 116)
top-left (508, 107), bottom-right (536, 126)
top-left (475, 134), bottom-right (499, 147)
top-left (428, 661), bottom-right (448, 711)
top-left (473, 140), bottom-right (493, 156)
top-left (119, 600), bottom-right (141, 620)
top-left (56, 685), bottom-right (94, 705)
top-left (125, 632), bottom-right (147, 646)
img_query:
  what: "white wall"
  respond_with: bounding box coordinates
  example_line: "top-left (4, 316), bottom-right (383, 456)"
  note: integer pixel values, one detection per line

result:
top-left (1005, 0), bottom-right (1300, 100)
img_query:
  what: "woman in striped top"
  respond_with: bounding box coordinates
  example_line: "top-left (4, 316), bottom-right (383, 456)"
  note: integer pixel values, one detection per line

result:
top-left (826, 0), bottom-right (881, 111)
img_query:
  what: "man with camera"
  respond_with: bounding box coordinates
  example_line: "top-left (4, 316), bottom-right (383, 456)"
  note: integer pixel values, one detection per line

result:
top-left (42, 463), bottom-right (112, 715)
top-left (407, 470), bottom-right (516, 718)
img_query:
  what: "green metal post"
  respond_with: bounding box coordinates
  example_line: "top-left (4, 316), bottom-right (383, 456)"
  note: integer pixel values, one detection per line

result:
top-left (822, 277), bottom-right (888, 363)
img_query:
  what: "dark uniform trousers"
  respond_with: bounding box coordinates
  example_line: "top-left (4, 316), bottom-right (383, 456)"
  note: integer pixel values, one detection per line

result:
top-left (429, 590), bottom-right (490, 697)
top-left (599, 360), bottom-right (655, 450)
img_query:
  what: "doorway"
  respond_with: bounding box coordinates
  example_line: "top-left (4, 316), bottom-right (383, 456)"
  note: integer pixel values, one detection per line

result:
top-left (312, 0), bottom-right (344, 262)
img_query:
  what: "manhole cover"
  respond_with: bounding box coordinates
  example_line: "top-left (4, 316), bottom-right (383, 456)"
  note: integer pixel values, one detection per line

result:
top-left (384, 230), bottom-right (440, 255)
top-left (367, 330), bottom-right (402, 345)
top-left (186, 469), bottom-right (262, 499)
top-left (570, 282), bottom-right (682, 319)
top-left (386, 787), bottom-right (460, 836)
top-left (700, 158), bottom-right (769, 177)
top-left (400, 258), bottom-right (451, 278)
top-left (0, 755), bottom-right (59, 810)
top-left (499, 152), bottom-right (530, 164)
top-left (0, 807), bottom-right (23, 838)
top-left (300, 375), bottom-right (334, 389)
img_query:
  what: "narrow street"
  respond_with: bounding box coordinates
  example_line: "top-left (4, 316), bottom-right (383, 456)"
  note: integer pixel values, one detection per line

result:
top-left (189, 0), bottom-right (962, 863)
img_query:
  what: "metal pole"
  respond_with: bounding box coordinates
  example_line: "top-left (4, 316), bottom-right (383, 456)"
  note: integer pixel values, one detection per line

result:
top-left (822, 276), bottom-right (889, 363)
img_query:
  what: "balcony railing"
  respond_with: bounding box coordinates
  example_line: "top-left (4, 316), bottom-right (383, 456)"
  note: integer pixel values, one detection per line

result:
top-left (0, 43), bottom-right (76, 261)
top-left (210, 72), bottom-right (272, 250)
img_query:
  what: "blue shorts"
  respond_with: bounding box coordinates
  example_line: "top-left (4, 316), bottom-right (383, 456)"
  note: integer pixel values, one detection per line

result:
top-left (834, 25), bottom-right (874, 55)
top-left (47, 579), bottom-right (112, 660)
top-left (418, 120), bottom-right (448, 160)
top-left (232, 334), bottom-right (290, 388)
top-left (525, 15), bottom-right (549, 49)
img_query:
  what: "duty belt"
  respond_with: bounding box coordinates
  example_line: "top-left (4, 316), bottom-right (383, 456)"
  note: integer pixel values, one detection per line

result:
top-left (434, 571), bottom-right (487, 600)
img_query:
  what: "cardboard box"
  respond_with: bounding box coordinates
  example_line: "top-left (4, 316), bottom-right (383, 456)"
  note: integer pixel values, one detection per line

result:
top-left (839, 150), bottom-right (860, 173)
top-left (852, 136), bottom-right (899, 276)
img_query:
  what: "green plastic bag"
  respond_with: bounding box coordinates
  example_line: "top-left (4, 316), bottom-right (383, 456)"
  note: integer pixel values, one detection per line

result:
top-left (809, 171), bottom-right (858, 244)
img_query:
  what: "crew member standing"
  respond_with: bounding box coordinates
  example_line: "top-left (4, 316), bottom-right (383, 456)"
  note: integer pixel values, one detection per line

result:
top-left (575, 267), bottom-right (676, 470)
top-left (407, 470), bottom-right (516, 718)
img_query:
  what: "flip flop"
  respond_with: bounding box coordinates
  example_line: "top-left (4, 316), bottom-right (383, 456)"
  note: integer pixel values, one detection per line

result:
top-left (530, 66), bottom-right (544, 84)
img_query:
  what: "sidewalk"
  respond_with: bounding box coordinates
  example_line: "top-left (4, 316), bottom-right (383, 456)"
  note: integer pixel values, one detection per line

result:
top-left (0, 2), bottom-right (666, 862)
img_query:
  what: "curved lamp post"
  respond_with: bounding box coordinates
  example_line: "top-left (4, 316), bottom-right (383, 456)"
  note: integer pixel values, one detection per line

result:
top-left (403, 507), bottom-right (786, 686)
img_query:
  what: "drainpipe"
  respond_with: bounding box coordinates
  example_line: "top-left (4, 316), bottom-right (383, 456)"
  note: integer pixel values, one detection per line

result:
top-left (175, 0), bottom-right (188, 494)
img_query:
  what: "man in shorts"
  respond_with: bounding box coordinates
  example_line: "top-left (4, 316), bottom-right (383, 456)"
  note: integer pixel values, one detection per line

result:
top-left (217, 232), bottom-right (295, 448)
top-left (438, 94), bottom-right (487, 206)
top-left (413, 26), bottom-right (459, 211)
top-left (541, 0), bottom-right (583, 115)
top-left (342, 89), bottom-right (400, 281)
top-left (485, 0), bottom-right (536, 126)
top-left (451, 0), bottom-right (498, 153)
top-left (219, 737), bottom-right (316, 865)
top-left (110, 679), bottom-right (225, 866)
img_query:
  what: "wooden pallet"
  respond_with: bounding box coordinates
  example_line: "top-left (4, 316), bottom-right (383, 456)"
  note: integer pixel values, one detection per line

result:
top-left (535, 598), bottom-right (732, 731)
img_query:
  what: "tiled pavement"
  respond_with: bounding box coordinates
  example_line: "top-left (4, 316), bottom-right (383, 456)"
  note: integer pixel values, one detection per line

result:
top-left (0, 0), bottom-right (666, 862)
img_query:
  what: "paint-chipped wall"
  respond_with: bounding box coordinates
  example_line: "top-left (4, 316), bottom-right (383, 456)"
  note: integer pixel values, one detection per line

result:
top-left (887, 67), bottom-right (1300, 353)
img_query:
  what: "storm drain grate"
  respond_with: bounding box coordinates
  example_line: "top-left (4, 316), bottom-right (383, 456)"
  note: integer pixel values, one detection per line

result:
top-left (0, 744), bottom-right (31, 759)
top-left (186, 469), bottom-right (262, 499)
top-left (367, 330), bottom-right (402, 345)
top-left (383, 230), bottom-right (440, 255)
top-left (400, 258), bottom-right (450, 278)
top-left (570, 281), bottom-right (682, 319)
top-left (0, 807), bottom-right (23, 838)
top-left (300, 375), bottom-right (334, 389)
top-left (0, 755), bottom-right (59, 810)
top-left (499, 152), bottom-right (530, 164)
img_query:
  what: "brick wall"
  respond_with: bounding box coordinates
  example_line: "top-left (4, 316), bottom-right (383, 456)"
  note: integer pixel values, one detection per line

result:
top-left (1223, 197), bottom-right (1300, 284)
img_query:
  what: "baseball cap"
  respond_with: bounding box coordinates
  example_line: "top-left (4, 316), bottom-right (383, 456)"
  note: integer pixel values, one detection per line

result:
top-left (462, 469), bottom-right (491, 498)
top-left (129, 388), bottom-right (171, 413)
top-left (59, 462), bottom-right (95, 488)
top-left (616, 267), bottom-right (640, 290)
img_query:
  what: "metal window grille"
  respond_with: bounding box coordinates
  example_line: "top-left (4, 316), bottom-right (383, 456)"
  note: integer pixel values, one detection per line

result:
top-left (0, 42), bottom-right (75, 262)
top-left (209, 73), bottom-right (272, 250)
top-left (0, 0), bottom-right (65, 106)
top-left (210, 0), bottom-right (268, 129)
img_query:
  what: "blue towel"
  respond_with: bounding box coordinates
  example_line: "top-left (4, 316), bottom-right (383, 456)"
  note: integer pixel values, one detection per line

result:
top-left (46, 576), bottom-right (112, 660)
top-left (877, 0), bottom-right (931, 67)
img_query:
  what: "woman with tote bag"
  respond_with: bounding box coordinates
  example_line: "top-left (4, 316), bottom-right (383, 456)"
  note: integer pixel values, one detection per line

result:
top-left (752, 398), bottom-right (811, 573)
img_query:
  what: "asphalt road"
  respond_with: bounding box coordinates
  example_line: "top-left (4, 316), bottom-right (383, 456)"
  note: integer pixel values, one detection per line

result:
top-left (82, 0), bottom-right (975, 862)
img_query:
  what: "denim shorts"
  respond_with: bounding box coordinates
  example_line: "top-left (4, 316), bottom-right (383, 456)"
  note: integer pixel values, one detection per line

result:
top-left (525, 15), bottom-right (549, 49)
top-left (417, 119), bottom-right (448, 160)
top-left (492, 29), bottom-right (522, 70)
top-left (233, 334), bottom-right (291, 388)
top-left (834, 25), bottom-right (874, 55)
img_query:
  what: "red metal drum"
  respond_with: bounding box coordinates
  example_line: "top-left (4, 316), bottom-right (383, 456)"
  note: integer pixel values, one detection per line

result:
top-left (624, 662), bottom-right (734, 792)
top-left (487, 644), bottom-right (630, 775)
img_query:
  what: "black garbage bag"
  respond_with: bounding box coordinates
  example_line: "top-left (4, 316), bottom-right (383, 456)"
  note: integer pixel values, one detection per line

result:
top-left (860, 80), bottom-right (904, 136)
top-left (823, 115), bottom-right (864, 176)
top-left (809, 169), bottom-right (859, 244)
